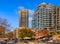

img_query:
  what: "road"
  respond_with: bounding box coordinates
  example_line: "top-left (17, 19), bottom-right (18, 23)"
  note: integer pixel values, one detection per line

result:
top-left (0, 40), bottom-right (60, 44)
top-left (16, 41), bottom-right (47, 44)
top-left (16, 41), bottom-right (60, 44)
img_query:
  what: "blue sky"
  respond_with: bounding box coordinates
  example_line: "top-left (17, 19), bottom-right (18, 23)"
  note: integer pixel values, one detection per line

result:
top-left (0, 0), bottom-right (60, 30)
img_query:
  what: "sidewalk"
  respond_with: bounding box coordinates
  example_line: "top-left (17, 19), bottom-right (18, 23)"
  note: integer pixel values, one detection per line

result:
top-left (16, 41), bottom-right (28, 44)
top-left (16, 41), bottom-right (38, 44)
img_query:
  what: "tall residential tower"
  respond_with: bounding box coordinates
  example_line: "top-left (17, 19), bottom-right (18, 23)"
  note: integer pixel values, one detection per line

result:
top-left (19, 10), bottom-right (28, 27)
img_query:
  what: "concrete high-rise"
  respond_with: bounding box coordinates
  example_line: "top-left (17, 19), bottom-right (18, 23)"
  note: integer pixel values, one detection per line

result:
top-left (32, 2), bottom-right (60, 30)
top-left (52, 6), bottom-right (60, 30)
top-left (19, 10), bottom-right (28, 27)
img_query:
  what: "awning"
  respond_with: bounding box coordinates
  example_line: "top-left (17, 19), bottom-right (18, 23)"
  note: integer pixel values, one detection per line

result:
top-left (23, 37), bottom-right (31, 39)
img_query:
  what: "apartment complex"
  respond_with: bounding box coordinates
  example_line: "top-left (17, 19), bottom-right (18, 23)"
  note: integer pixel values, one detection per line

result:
top-left (19, 10), bottom-right (28, 27)
top-left (32, 2), bottom-right (60, 30)
top-left (52, 6), bottom-right (60, 30)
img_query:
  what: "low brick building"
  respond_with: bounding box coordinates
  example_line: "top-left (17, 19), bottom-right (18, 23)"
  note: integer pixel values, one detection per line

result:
top-left (0, 26), bottom-right (5, 38)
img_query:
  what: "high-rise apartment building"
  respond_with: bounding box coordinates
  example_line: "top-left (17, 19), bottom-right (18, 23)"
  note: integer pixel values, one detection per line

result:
top-left (19, 10), bottom-right (28, 27)
top-left (52, 6), bottom-right (60, 30)
top-left (32, 2), bottom-right (60, 30)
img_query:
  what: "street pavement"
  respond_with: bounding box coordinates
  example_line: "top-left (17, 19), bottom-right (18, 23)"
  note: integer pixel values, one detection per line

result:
top-left (0, 40), bottom-right (60, 44)
top-left (16, 41), bottom-right (46, 44)
top-left (16, 41), bottom-right (60, 44)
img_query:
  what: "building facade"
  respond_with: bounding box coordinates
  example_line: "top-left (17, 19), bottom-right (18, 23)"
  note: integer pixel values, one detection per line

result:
top-left (19, 10), bottom-right (28, 27)
top-left (52, 6), bottom-right (60, 30)
top-left (0, 26), bottom-right (5, 38)
top-left (32, 2), bottom-right (60, 30)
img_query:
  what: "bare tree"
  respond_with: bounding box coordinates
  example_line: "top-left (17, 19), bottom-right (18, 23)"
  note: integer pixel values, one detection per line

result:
top-left (0, 17), bottom-right (11, 31)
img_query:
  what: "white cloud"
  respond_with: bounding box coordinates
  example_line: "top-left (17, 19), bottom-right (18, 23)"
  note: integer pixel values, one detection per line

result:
top-left (18, 6), bottom-right (25, 10)
top-left (28, 9), bottom-right (34, 16)
top-left (29, 17), bottom-right (32, 21)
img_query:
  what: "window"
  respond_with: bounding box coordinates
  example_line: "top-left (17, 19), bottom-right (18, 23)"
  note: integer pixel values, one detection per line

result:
top-left (57, 31), bottom-right (60, 34)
